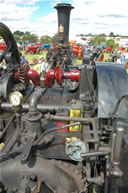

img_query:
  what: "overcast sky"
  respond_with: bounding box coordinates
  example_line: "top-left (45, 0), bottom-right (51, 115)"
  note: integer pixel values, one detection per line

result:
top-left (0, 0), bottom-right (128, 39)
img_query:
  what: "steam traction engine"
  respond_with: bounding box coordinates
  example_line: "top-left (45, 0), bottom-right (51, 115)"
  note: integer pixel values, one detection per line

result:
top-left (0, 3), bottom-right (128, 193)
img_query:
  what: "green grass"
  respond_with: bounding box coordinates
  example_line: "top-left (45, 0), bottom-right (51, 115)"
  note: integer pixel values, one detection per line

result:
top-left (76, 59), bottom-right (82, 65)
top-left (21, 50), bottom-right (47, 64)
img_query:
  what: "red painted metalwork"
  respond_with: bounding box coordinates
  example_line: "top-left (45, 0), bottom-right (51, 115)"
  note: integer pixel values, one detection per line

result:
top-left (45, 69), bottom-right (55, 86)
top-left (55, 66), bottom-right (63, 85)
top-left (45, 66), bottom-right (80, 86)
top-left (27, 69), bottom-right (40, 86)
top-left (64, 70), bottom-right (80, 81)
top-left (15, 66), bottom-right (40, 86)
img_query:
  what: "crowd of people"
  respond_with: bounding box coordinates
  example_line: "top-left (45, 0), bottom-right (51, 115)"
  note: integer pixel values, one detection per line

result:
top-left (1, 47), bottom-right (128, 76)
top-left (0, 51), bottom-right (47, 77)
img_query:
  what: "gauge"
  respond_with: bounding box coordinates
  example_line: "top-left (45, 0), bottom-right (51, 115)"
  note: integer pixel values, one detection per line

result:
top-left (9, 91), bottom-right (23, 107)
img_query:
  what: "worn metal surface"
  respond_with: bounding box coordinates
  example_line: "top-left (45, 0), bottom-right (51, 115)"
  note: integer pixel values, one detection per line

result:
top-left (0, 73), bottom-right (15, 99)
top-left (96, 62), bottom-right (128, 118)
top-left (0, 157), bottom-right (85, 193)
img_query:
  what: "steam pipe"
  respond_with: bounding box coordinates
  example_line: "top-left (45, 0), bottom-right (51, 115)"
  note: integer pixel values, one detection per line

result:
top-left (1, 102), bottom-right (69, 113)
top-left (29, 88), bottom-right (46, 112)
top-left (44, 114), bottom-right (95, 123)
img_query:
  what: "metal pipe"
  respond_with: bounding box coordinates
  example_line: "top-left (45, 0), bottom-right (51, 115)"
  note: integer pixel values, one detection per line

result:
top-left (81, 151), bottom-right (109, 158)
top-left (116, 120), bottom-right (128, 129)
top-left (113, 127), bottom-right (124, 165)
top-left (34, 122), bottom-right (80, 145)
top-left (1, 127), bottom-right (20, 153)
top-left (29, 88), bottom-right (46, 112)
top-left (1, 103), bottom-right (69, 113)
top-left (0, 115), bottom-right (15, 139)
top-left (111, 133), bottom-right (116, 163)
top-left (44, 114), bottom-right (95, 123)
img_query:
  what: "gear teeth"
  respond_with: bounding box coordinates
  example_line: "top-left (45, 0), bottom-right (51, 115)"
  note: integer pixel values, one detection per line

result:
top-left (49, 159), bottom-right (88, 193)
top-left (18, 67), bottom-right (26, 83)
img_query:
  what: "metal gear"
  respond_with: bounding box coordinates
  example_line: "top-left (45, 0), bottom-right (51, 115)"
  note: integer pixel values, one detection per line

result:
top-left (47, 159), bottom-right (88, 193)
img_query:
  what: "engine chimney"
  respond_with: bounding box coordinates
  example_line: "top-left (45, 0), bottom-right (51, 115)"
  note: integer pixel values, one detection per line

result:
top-left (54, 3), bottom-right (74, 44)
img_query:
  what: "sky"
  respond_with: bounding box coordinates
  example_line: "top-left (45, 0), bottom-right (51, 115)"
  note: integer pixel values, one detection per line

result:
top-left (0, 0), bottom-right (128, 40)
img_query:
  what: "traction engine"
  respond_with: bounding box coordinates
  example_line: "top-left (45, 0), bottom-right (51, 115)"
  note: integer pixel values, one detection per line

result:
top-left (0, 3), bottom-right (128, 193)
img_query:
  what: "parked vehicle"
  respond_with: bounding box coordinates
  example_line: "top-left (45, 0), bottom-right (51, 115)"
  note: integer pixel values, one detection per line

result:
top-left (96, 43), bottom-right (107, 50)
top-left (105, 46), bottom-right (113, 53)
top-left (41, 44), bottom-right (51, 50)
top-left (25, 45), bottom-right (42, 54)
top-left (0, 43), bottom-right (6, 51)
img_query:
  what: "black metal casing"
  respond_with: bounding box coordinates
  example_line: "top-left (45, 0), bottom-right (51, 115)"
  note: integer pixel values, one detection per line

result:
top-left (54, 3), bottom-right (74, 43)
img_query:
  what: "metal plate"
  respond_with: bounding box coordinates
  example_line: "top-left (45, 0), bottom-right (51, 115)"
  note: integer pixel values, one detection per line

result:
top-left (96, 62), bottom-right (128, 118)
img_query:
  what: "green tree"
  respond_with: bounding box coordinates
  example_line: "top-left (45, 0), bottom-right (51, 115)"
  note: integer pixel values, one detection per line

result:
top-left (40, 35), bottom-right (52, 44)
top-left (22, 34), bottom-right (38, 43)
top-left (14, 35), bottom-right (21, 41)
top-left (106, 39), bottom-right (119, 48)
top-left (109, 32), bottom-right (114, 37)
top-left (13, 30), bottom-right (24, 37)
top-left (92, 35), bottom-right (106, 46)
top-left (25, 31), bottom-right (31, 35)
top-left (99, 33), bottom-right (106, 37)
top-left (51, 33), bottom-right (58, 44)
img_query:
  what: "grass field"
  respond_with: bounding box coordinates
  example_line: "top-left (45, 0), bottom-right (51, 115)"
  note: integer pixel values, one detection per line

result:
top-left (21, 50), bottom-right (48, 64)
top-left (21, 50), bottom-right (82, 65)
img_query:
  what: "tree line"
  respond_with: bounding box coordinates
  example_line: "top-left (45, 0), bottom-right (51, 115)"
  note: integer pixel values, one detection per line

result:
top-left (13, 30), bottom-right (119, 48)
top-left (13, 30), bottom-right (58, 44)
top-left (77, 32), bottom-right (128, 38)
top-left (90, 35), bottom-right (119, 49)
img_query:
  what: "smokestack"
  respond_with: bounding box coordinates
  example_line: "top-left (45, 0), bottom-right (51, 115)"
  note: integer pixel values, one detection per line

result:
top-left (54, 3), bottom-right (74, 44)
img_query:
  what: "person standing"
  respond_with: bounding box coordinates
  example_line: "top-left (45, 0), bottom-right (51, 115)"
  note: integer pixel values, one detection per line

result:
top-left (116, 55), bottom-right (121, 64)
top-left (20, 55), bottom-right (28, 66)
top-left (38, 56), bottom-right (47, 73)
top-left (124, 50), bottom-right (128, 64)
top-left (30, 58), bottom-right (41, 75)
top-left (120, 51), bottom-right (126, 66)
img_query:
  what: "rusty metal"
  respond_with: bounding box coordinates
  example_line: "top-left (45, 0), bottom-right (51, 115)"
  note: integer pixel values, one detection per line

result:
top-left (34, 181), bottom-right (42, 193)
